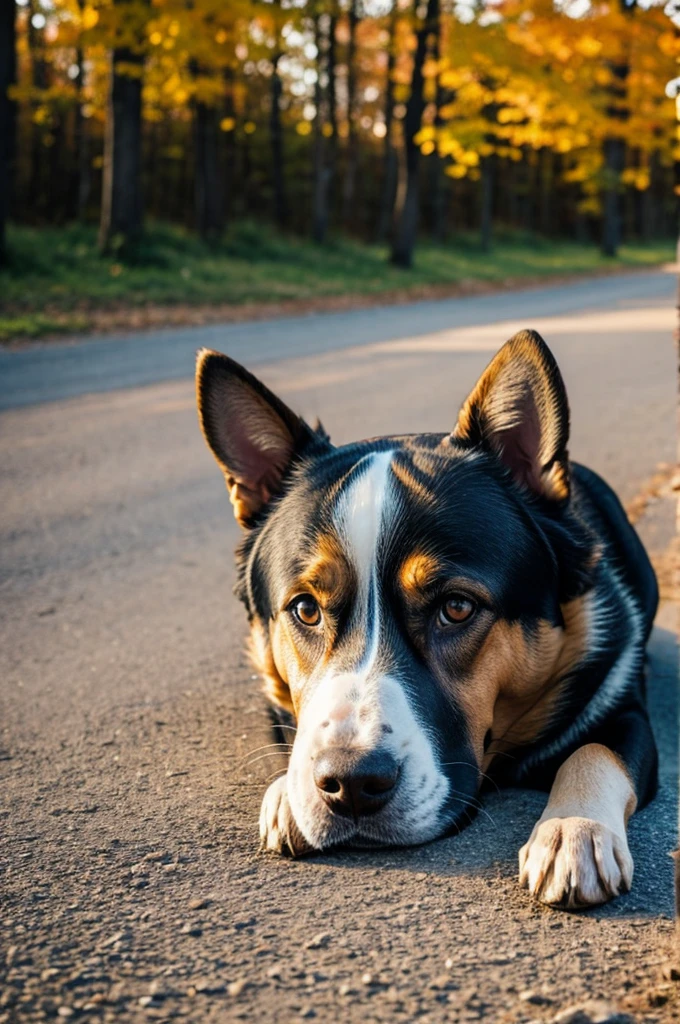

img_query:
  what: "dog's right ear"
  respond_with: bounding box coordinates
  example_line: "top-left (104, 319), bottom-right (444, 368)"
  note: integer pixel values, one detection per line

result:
top-left (196, 349), bottom-right (329, 528)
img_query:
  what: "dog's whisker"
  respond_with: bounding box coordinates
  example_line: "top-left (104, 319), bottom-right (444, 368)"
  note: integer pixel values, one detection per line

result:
top-left (243, 742), bottom-right (294, 756)
top-left (245, 751), bottom-right (292, 768)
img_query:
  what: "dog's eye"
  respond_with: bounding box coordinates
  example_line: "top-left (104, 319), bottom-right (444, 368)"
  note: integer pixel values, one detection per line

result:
top-left (438, 595), bottom-right (476, 626)
top-left (290, 595), bottom-right (322, 628)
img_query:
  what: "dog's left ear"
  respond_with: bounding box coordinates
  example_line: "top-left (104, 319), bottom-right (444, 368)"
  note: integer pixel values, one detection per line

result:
top-left (196, 349), bottom-right (328, 527)
top-left (452, 330), bottom-right (570, 502)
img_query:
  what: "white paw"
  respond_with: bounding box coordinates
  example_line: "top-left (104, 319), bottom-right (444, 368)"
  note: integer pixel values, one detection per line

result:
top-left (258, 775), bottom-right (312, 857)
top-left (519, 816), bottom-right (633, 908)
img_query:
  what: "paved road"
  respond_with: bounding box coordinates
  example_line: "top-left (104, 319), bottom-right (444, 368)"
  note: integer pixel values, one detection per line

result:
top-left (1, 271), bottom-right (678, 1024)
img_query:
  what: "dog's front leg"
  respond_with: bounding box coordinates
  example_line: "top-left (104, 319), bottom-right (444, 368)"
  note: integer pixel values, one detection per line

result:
top-left (519, 742), bottom-right (637, 908)
top-left (259, 776), bottom-right (313, 857)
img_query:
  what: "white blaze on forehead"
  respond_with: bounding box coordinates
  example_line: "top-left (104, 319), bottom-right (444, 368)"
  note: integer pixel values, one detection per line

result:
top-left (333, 450), bottom-right (395, 674)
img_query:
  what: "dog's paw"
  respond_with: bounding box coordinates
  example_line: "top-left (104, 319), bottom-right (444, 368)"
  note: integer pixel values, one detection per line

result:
top-left (519, 816), bottom-right (633, 909)
top-left (259, 776), bottom-right (313, 857)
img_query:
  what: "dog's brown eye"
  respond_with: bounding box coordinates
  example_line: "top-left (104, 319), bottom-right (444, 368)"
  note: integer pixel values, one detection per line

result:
top-left (291, 595), bottom-right (322, 627)
top-left (439, 595), bottom-right (476, 626)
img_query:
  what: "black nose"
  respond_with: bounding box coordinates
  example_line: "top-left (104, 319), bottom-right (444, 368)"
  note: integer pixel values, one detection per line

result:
top-left (313, 749), bottom-right (400, 817)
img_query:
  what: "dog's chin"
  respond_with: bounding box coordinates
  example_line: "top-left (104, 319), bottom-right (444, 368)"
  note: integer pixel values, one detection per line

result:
top-left (294, 802), bottom-right (475, 853)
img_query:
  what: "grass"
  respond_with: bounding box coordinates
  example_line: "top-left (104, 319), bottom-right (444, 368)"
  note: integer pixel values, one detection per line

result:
top-left (0, 221), bottom-right (674, 342)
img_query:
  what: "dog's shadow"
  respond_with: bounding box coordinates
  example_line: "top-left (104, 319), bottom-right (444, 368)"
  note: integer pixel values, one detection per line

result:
top-left (303, 624), bottom-right (678, 921)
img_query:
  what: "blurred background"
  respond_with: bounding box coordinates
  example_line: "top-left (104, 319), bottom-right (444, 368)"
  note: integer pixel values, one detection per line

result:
top-left (0, 0), bottom-right (678, 342)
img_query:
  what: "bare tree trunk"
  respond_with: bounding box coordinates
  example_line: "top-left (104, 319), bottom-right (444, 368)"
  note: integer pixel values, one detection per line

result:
top-left (430, 11), bottom-right (447, 242)
top-left (224, 68), bottom-right (236, 225)
top-left (270, 40), bottom-right (287, 228)
top-left (0, 0), bottom-right (17, 264)
top-left (376, 4), bottom-right (398, 243)
top-left (193, 99), bottom-right (223, 242)
top-left (480, 154), bottom-right (494, 252)
top-left (28, 0), bottom-right (48, 219)
top-left (601, 136), bottom-right (625, 256)
top-left (99, 33), bottom-right (145, 254)
top-left (601, 0), bottom-right (634, 257)
top-left (74, 0), bottom-right (90, 221)
top-left (312, 14), bottom-right (331, 244)
top-left (538, 148), bottom-right (553, 236)
top-left (391, 0), bottom-right (440, 268)
top-left (341, 0), bottom-right (359, 227)
top-left (190, 60), bottom-right (223, 242)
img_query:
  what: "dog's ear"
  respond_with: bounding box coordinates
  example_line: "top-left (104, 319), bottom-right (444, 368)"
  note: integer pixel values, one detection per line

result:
top-left (452, 330), bottom-right (570, 502)
top-left (196, 349), bottom-right (328, 527)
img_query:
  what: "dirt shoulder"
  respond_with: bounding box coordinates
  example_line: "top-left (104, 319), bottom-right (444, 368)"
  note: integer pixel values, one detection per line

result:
top-left (2, 261), bottom-right (676, 350)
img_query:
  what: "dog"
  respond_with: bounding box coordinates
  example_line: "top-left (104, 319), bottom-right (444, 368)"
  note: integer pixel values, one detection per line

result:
top-left (196, 331), bottom-right (658, 909)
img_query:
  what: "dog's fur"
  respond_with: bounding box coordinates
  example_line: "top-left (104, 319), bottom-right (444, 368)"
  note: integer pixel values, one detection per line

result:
top-left (196, 331), bottom-right (658, 908)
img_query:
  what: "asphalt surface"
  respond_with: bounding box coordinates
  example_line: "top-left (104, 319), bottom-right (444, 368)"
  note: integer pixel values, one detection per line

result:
top-left (1, 270), bottom-right (678, 1024)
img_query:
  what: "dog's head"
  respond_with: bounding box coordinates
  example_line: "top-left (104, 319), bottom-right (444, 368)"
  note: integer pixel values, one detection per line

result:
top-left (197, 331), bottom-right (596, 849)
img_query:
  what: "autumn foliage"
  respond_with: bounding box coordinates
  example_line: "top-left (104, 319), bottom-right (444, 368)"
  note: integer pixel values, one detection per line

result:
top-left (3, 0), bottom-right (679, 266)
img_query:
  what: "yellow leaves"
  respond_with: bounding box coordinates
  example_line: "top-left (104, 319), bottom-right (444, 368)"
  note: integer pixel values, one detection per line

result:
top-left (149, 31), bottom-right (162, 46)
top-left (414, 126), bottom-right (436, 145)
top-left (32, 106), bottom-right (51, 126)
top-left (322, 123), bottom-right (334, 138)
top-left (497, 106), bottom-right (524, 124)
top-left (81, 6), bottom-right (99, 31)
top-left (420, 140), bottom-right (436, 155)
top-left (243, 121), bottom-right (256, 135)
top-left (296, 121), bottom-right (312, 136)
top-left (220, 117), bottom-right (236, 132)
top-left (168, 21), bottom-right (180, 38)
top-left (621, 168), bottom-right (650, 191)
top-left (446, 164), bottom-right (469, 179)
top-left (575, 35), bottom-right (601, 58)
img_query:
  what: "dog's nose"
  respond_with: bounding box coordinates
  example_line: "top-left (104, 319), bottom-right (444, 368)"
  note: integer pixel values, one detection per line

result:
top-left (313, 749), bottom-right (399, 817)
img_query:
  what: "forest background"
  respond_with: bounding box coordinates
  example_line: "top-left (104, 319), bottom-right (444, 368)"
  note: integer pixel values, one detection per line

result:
top-left (0, 0), bottom-right (678, 341)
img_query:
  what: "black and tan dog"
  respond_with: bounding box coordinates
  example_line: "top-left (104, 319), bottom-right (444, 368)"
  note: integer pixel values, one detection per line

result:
top-left (196, 331), bottom-right (658, 909)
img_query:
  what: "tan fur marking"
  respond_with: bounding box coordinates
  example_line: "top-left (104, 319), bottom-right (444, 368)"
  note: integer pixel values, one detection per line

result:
top-left (298, 533), bottom-right (355, 606)
top-left (248, 619), bottom-right (294, 715)
top-left (448, 604), bottom-right (592, 770)
top-left (399, 552), bottom-right (441, 596)
top-left (391, 460), bottom-right (437, 506)
top-left (447, 619), bottom-right (563, 766)
top-left (539, 744), bottom-right (637, 824)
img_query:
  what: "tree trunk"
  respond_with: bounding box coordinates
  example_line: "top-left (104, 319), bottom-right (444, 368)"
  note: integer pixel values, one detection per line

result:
top-left (99, 45), bottom-right (145, 254)
top-left (28, 0), bottom-right (48, 220)
top-left (270, 47), bottom-right (287, 228)
top-left (312, 14), bottom-right (331, 244)
top-left (74, 0), bottom-right (90, 221)
top-left (0, 0), bottom-right (17, 265)
top-left (376, 4), bottom-right (398, 243)
top-left (223, 68), bottom-right (236, 225)
top-left (391, 0), bottom-right (440, 268)
top-left (601, 0), bottom-right (634, 257)
top-left (341, 0), bottom-right (359, 227)
top-left (538, 148), bottom-right (553, 236)
top-left (601, 137), bottom-right (625, 256)
top-left (191, 62), bottom-right (223, 243)
top-left (430, 11), bottom-right (447, 242)
top-left (480, 154), bottom-right (494, 252)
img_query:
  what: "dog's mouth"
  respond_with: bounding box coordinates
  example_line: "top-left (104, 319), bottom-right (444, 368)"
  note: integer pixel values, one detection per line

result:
top-left (288, 760), bottom-right (477, 851)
